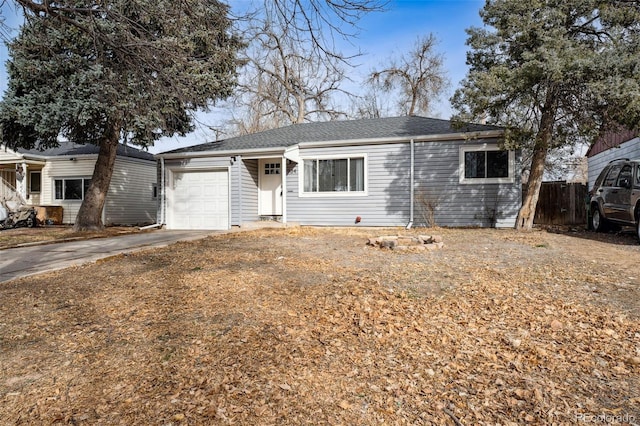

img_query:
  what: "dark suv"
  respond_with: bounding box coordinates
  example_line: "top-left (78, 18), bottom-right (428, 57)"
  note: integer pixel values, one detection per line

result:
top-left (589, 158), bottom-right (640, 241)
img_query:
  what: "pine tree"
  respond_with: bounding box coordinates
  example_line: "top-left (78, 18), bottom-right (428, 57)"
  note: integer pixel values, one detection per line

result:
top-left (452, 0), bottom-right (640, 230)
top-left (0, 1), bottom-right (241, 230)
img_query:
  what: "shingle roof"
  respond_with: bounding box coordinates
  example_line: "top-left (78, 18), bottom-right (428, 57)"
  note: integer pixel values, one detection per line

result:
top-left (160, 116), bottom-right (503, 155)
top-left (16, 142), bottom-right (155, 161)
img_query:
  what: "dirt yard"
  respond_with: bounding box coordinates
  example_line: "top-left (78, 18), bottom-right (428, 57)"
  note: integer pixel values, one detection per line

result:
top-left (1, 226), bottom-right (639, 425)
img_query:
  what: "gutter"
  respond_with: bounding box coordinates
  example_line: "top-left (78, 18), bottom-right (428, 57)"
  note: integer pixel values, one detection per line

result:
top-left (157, 147), bottom-right (287, 160)
top-left (155, 130), bottom-right (505, 160)
top-left (297, 130), bottom-right (505, 149)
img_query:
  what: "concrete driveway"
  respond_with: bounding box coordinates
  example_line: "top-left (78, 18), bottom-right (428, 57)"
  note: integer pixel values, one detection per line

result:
top-left (0, 230), bottom-right (217, 283)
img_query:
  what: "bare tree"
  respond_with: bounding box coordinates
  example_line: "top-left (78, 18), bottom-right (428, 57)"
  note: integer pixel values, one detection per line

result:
top-left (348, 85), bottom-right (394, 119)
top-left (224, 0), bottom-right (387, 133)
top-left (3, 0), bottom-right (387, 142)
top-left (230, 23), bottom-right (350, 134)
top-left (263, 0), bottom-right (387, 67)
top-left (370, 34), bottom-right (449, 116)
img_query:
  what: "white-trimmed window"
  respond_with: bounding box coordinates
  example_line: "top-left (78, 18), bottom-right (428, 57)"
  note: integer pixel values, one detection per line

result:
top-left (459, 145), bottom-right (515, 184)
top-left (54, 178), bottom-right (91, 200)
top-left (301, 155), bottom-right (366, 195)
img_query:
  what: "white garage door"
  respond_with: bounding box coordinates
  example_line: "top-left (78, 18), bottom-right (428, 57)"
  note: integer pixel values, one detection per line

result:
top-left (170, 169), bottom-right (229, 230)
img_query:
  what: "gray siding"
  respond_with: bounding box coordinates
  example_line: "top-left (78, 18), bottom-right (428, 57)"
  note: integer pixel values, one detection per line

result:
top-left (42, 158), bottom-right (95, 224)
top-left (38, 156), bottom-right (156, 225)
top-left (286, 139), bottom-right (521, 228)
top-left (240, 159), bottom-right (259, 223)
top-left (104, 157), bottom-right (157, 226)
top-left (230, 158), bottom-right (259, 225)
top-left (230, 160), bottom-right (241, 226)
top-left (588, 137), bottom-right (640, 190)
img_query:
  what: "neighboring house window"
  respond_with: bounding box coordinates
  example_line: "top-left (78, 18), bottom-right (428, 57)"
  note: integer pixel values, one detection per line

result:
top-left (152, 183), bottom-right (158, 200)
top-left (459, 145), bottom-right (515, 184)
top-left (54, 178), bottom-right (91, 200)
top-left (301, 156), bottom-right (366, 195)
top-left (30, 171), bottom-right (41, 193)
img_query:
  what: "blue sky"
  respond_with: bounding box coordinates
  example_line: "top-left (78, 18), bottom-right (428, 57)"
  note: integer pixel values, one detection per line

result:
top-left (0, 0), bottom-right (486, 153)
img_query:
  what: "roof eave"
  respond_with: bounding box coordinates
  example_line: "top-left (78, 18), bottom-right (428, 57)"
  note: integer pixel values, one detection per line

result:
top-left (157, 146), bottom-right (287, 160)
top-left (297, 130), bottom-right (504, 149)
top-left (156, 130), bottom-right (504, 159)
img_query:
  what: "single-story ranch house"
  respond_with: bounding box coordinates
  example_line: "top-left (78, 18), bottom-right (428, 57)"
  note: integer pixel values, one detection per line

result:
top-left (0, 142), bottom-right (157, 225)
top-left (156, 116), bottom-right (522, 230)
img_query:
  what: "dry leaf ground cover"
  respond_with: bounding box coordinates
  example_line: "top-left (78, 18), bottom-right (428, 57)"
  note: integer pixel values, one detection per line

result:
top-left (0, 226), bottom-right (144, 249)
top-left (1, 226), bottom-right (639, 425)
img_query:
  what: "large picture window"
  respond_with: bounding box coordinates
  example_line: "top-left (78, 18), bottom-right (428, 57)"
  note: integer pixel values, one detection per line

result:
top-left (459, 145), bottom-right (515, 184)
top-left (54, 178), bottom-right (91, 200)
top-left (302, 156), bottom-right (366, 195)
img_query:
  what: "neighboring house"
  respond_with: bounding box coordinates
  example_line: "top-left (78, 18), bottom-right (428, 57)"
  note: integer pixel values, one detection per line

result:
top-left (587, 129), bottom-right (640, 190)
top-left (0, 142), bottom-right (157, 225)
top-left (156, 116), bottom-right (522, 230)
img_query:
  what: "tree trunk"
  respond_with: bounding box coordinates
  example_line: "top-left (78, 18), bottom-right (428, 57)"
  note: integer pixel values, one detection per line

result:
top-left (408, 94), bottom-right (416, 116)
top-left (516, 145), bottom-right (547, 230)
top-left (516, 101), bottom-right (555, 230)
top-left (73, 121), bottom-right (120, 231)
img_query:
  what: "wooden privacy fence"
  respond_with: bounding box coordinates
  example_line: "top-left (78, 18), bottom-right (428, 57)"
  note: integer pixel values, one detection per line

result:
top-left (524, 182), bottom-right (588, 226)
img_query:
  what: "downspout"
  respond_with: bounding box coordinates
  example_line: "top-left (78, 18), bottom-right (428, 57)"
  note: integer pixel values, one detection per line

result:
top-left (237, 155), bottom-right (242, 226)
top-left (282, 157), bottom-right (287, 224)
top-left (142, 157), bottom-right (166, 230)
top-left (160, 157), bottom-right (166, 225)
top-left (406, 139), bottom-right (414, 229)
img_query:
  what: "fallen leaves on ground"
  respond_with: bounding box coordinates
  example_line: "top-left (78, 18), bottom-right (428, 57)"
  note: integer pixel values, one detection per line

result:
top-left (1, 227), bottom-right (639, 425)
top-left (0, 226), bottom-right (145, 249)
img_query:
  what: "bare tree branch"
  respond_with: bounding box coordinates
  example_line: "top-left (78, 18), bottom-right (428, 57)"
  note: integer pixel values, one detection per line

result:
top-left (369, 33), bottom-right (449, 116)
top-left (231, 22), bottom-right (351, 134)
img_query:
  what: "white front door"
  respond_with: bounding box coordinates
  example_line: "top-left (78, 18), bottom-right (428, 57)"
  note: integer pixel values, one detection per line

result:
top-left (259, 159), bottom-right (283, 215)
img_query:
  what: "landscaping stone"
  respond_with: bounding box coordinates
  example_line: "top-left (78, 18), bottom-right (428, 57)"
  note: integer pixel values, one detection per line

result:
top-left (367, 234), bottom-right (444, 251)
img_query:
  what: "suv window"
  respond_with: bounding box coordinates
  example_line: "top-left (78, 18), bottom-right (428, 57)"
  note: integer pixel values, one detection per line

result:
top-left (616, 165), bottom-right (632, 187)
top-left (636, 165), bottom-right (640, 186)
top-left (603, 164), bottom-right (622, 187)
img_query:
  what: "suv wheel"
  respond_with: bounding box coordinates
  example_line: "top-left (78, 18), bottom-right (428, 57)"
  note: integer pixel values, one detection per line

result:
top-left (592, 206), bottom-right (608, 232)
top-left (636, 216), bottom-right (640, 243)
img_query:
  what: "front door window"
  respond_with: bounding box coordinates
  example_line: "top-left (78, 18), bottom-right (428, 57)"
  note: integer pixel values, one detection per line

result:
top-left (264, 163), bottom-right (281, 175)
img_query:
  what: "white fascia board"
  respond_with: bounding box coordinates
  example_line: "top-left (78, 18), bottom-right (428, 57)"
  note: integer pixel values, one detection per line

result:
top-left (157, 147), bottom-right (286, 160)
top-left (0, 145), bottom-right (23, 159)
top-left (45, 154), bottom-right (97, 161)
top-left (22, 159), bottom-right (47, 166)
top-left (0, 157), bottom-right (47, 166)
top-left (283, 145), bottom-right (300, 163)
top-left (39, 154), bottom-right (152, 165)
top-left (296, 130), bottom-right (505, 149)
